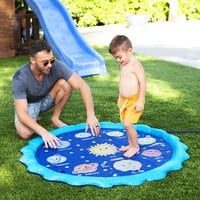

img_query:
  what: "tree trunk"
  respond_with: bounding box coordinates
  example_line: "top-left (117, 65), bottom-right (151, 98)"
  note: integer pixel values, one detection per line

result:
top-left (168, 0), bottom-right (178, 22)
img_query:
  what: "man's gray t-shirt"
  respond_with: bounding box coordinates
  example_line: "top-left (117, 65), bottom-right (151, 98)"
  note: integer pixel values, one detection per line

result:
top-left (12, 60), bottom-right (73, 103)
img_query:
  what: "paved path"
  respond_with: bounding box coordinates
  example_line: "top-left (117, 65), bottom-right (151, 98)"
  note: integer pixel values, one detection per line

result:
top-left (79, 21), bottom-right (200, 69)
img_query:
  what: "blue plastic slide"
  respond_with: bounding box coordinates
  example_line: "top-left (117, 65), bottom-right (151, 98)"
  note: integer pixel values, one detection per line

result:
top-left (25, 0), bottom-right (107, 77)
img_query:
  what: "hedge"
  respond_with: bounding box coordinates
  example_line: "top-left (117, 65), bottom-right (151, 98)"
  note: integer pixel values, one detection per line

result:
top-left (63, 0), bottom-right (171, 27)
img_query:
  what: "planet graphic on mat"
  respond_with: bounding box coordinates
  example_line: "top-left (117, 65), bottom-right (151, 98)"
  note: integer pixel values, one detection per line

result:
top-left (113, 160), bottom-right (142, 172)
top-left (72, 163), bottom-right (99, 174)
top-left (56, 140), bottom-right (70, 149)
top-left (46, 154), bottom-right (67, 164)
top-left (138, 136), bottom-right (156, 145)
top-left (106, 131), bottom-right (124, 137)
top-left (141, 149), bottom-right (162, 157)
top-left (75, 132), bottom-right (91, 138)
top-left (20, 122), bottom-right (189, 188)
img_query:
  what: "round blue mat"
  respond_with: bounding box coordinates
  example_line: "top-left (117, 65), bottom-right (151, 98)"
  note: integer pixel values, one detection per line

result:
top-left (20, 122), bottom-right (189, 188)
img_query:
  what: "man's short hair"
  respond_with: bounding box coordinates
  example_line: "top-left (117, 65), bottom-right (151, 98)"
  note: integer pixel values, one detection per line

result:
top-left (29, 40), bottom-right (51, 57)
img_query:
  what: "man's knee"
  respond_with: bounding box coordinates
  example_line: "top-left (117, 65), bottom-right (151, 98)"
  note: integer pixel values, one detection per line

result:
top-left (58, 79), bottom-right (71, 89)
top-left (17, 132), bottom-right (32, 140)
top-left (53, 79), bottom-right (72, 95)
top-left (15, 122), bottom-right (33, 140)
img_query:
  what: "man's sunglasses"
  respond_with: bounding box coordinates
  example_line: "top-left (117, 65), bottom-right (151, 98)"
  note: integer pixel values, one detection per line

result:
top-left (35, 57), bottom-right (56, 66)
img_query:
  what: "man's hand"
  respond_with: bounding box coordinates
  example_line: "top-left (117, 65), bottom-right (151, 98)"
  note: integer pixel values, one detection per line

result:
top-left (41, 132), bottom-right (60, 148)
top-left (85, 115), bottom-right (100, 136)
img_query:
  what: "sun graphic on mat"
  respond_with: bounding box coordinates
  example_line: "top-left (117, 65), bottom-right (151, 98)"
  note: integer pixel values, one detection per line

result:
top-left (88, 143), bottom-right (118, 156)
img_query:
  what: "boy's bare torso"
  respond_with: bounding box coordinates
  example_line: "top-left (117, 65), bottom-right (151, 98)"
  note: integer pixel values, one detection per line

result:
top-left (119, 57), bottom-right (140, 97)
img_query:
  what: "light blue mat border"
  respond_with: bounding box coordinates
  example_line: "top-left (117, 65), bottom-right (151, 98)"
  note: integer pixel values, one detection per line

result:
top-left (20, 122), bottom-right (190, 188)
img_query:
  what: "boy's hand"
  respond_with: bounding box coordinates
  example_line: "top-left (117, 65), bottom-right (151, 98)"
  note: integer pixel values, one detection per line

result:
top-left (134, 102), bottom-right (144, 112)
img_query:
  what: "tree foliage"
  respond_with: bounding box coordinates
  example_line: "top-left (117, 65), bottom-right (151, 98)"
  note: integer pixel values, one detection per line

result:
top-left (61, 0), bottom-right (200, 27)
top-left (15, 0), bottom-right (200, 27)
top-left (179, 0), bottom-right (200, 20)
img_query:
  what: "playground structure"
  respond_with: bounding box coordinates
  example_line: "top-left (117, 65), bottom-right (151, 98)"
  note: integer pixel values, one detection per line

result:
top-left (0, 0), bottom-right (15, 57)
top-left (0, 0), bottom-right (40, 57)
top-left (0, 0), bottom-right (106, 77)
top-left (0, 0), bottom-right (16, 57)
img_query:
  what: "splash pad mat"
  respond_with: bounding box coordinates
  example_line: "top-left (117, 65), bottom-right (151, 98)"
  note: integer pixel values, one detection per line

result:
top-left (20, 122), bottom-right (189, 188)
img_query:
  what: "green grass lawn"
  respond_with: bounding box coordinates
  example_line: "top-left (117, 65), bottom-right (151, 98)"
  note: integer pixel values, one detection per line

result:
top-left (0, 45), bottom-right (200, 200)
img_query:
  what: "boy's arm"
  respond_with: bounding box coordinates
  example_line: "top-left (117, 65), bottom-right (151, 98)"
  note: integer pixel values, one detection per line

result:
top-left (134, 63), bottom-right (146, 112)
top-left (117, 94), bottom-right (121, 108)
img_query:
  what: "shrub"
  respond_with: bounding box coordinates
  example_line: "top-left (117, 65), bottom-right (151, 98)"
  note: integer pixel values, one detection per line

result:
top-left (64, 0), bottom-right (129, 27)
top-left (179, 0), bottom-right (200, 20)
top-left (62, 0), bottom-right (200, 27)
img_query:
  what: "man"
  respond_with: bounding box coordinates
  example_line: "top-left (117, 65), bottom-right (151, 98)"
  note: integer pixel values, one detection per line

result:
top-left (12, 40), bottom-right (100, 148)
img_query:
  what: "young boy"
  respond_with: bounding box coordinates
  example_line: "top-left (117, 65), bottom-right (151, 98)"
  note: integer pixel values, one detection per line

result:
top-left (109, 35), bottom-right (146, 158)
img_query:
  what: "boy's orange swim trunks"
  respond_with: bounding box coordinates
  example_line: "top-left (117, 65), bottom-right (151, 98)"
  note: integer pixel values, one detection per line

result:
top-left (118, 94), bottom-right (143, 123)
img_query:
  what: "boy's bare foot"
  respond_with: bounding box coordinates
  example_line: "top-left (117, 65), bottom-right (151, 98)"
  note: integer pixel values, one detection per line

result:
top-left (119, 145), bottom-right (130, 152)
top-left (51, 119), bottom-right (68, 128)
top-left (123, 147), bottom-right (139, 158)
top-left (119, 145), bottom-right (139, 158)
